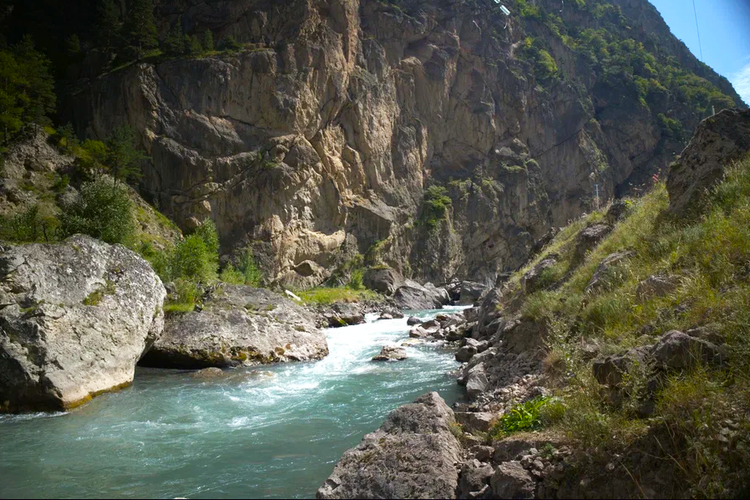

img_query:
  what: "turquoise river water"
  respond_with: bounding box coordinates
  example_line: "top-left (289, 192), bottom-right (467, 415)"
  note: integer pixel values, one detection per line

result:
top-left (0, 307), bottom-right (466, 499)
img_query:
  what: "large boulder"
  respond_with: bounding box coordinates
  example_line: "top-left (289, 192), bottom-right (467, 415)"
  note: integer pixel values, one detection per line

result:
top-left (667, 109), bottom-right (750, 216)
top-left (372, 345), bottom-right (408, 361)
top-left (592, 347), bottom-right (650, 387)
top-left (522, 257), bottom-right (558, 294)
top-left (457, 281), bottom-right (488, 305)
top-left (573, 224), bottom-right (612, 262)
top-left (0, 235), bottom-right (166, 412)
top-left (140, 284), bottom-right (327, 368)
top-left (363, 267), bottom-right (403, 295)
top-left (490, 461), bottom-right (536, 499)
top-left (393, 281), bottom-right (445, 310)
top-left (649, 330), bottom-right (724, 370)
top-left (317, 392), bottom-right (462, 499)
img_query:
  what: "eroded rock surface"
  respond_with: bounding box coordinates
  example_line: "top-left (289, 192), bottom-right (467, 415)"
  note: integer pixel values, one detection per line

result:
top-left (140, 284), bottom-right (326, 368)
top-left (317, 392), bottom-right (462, 499)
top-left (0, 235), bottom-right (166, 412)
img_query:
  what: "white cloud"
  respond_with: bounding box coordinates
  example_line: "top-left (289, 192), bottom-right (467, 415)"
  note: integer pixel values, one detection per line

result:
top-left (731, 61), bottom-right (750, 106)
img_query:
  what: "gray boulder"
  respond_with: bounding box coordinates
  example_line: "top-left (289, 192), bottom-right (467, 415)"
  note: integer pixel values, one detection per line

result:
top-left (668, 109), bottom-right (750, 216)
top-left (592, 347), bottom-right (649, 387)
top-left (457, 281), bottom-right (488, 305)
top-left (574, 224), bottom-right (612, 262)
top-left (522, 257), bottom-right (558, 294)
top-left (372, 345), bottom-right (408, 362)
top-left (456, 345), bottom-right (477, 363)
top-left (363, 267), bottom-right (404, 295)
top-left (457, 460), bottom-right (493, 499)
top-left (140, 284), bottom-right (327, 369)
top-left (0, 235), bottom-right (165, 412)
top-left (585, 251), bottom-right (635, 294)
top-left (636, 275), bottom-right (678, 301)
top-left (649, 330), bottom-right (724, 370)
top-left (407, 316), bottom-right (423, 326)
top-left (393, 281), bottom-right (444, 310)
top-left (455, 412), bottom-right (495, 433)
top-left (327, 302), bottom-right (365, 327)
top-left (317, 392), bottom-right (462, 499)
top-left (465, 363), bottom-right (489, 400)
top-left (490, 461), bottom-right (536, 499)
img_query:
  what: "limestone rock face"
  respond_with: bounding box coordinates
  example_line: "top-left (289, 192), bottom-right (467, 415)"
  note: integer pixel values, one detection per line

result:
top-left (317, 392), bottom-right (462, 499)
top-left (667, 109), bottom-right (750, 216)
top-left (140, 284), bottom-right (327, 368)
top-left (63, 0), bottom-right (744, 287)
top-left (0, 235), bottom-right (166, 412)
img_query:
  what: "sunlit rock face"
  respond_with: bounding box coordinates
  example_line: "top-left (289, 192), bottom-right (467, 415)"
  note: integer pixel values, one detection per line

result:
top-left (65, 0), bottom-right (745, 287)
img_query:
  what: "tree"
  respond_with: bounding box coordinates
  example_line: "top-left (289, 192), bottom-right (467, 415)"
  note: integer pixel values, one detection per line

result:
top-left (59, 178), bottom-right (136, 245)
top-left (78, 139), bottom-right (109, 173)
top-left (95, 0), bottom-right (123, 54)
top-left (57, 123), bottom-right (79, 154)
top-left (162, 23), bottom-right (185, 56)
top-left (202, 30), bottom-right (214, 52)
top-left (125, 0), bottom-right (158, 59)
top-left (0, 50), bottom-right (26, 143)
top-left (106, 125), bottom-right (146, 188)
top-left (188, 35), bottom-right (202, 56)
top-left (13, 35), bottom-right (56, 127)
top-left (218, 35), bottom-right (242, 52)
top-left (66, 34), bottom-right (81, 59)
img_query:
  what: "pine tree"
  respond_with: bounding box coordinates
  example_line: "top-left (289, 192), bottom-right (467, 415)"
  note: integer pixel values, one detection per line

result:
top-left (126, 0), bottom-right (158, 59)
top-left (202, 30), bottom-right (214, 52)
top-left (13, 36), bottom-right (56, 126)
top-left (66, 34), bottom-right (81, 59)
top-left (106, 125), bottom-right (146, 188)
top-left (95, 0), bottom-right (122, 54)
top-left (162, 23), bottom-right (185, 56)
top-left (188, 35), bottom-right (202, 56)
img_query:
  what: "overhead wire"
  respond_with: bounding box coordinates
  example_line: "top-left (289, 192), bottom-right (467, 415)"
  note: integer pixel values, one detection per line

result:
top-left (692, 0), bottom-right (704, 61)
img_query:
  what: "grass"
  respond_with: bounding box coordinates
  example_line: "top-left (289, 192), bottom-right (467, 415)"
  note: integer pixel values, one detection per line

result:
top-left (297, 286), bottom-right (381, 305)
top-left (497, 155), bottom-right (750, 496)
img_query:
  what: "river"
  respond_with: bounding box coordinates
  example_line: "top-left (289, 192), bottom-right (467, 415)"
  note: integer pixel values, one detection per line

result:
top-left (0, 307), bottom-right (466, 499)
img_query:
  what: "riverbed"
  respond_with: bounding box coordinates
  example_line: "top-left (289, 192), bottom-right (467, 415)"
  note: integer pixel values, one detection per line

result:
top-left (0, 307), bottom-right (466, 499)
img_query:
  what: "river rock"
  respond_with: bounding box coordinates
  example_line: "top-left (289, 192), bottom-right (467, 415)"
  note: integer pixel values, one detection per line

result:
top-left (393, 281), bottom-right (445, 310)
top-left (327, 302), bottom-right (366, 327)
top-left (316, 392), bottom-right (462, 499)
top-left (465, 363), bottom-right (489, 400)
top-left (363, 267), bottom-right (404, 295)
top-left (407, 316), bottom-right (423, 326)
top-left (0, 235), bottom-right (166, 412)
top-left (372, 345), bottom-right (408, 361)
top-left (192, 367), bottom-right (224, 379)
top-left (140, 284), bottom-right (327, 369)
top-left (456, 345), bottom-right (478, 363)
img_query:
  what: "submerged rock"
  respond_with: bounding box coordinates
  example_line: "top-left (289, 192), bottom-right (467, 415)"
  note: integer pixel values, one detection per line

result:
top-left (317, 392), bottom-right (461, 499)
top-left (372, 345), bottom-right (408, 361)
top-left (140, 284), bottom-right (327, 369)
top-left (0, 235), bottom-right (166, 412)
top-left (192, 367), bottom-right (224, 379)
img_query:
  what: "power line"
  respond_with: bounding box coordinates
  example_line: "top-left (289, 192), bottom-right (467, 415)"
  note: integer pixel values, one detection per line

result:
top-left (692, 0), bottom-right (704, 61)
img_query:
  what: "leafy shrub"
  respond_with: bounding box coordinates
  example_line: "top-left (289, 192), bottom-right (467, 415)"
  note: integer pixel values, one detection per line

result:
top-left (489, 397), bottom-right (551, 439)
top-left (163, 278), bottom-right (199, 314)
top-left (138, 240), bottom-right (172, 282)
top-left (59, 178), bottom-right (136, 244)
top-left (420, 185), bottom-right (452, 229)
top-left (348, 268), bottom-right (364, 290)
top-left (0, 204), bottom-right (58, 242)
top-left (171, 233), bottom-right (216, 283)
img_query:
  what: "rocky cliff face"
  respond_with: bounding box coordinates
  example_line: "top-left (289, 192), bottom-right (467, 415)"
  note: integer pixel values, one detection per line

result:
top-left (64, 0), bottom-right (745, 288)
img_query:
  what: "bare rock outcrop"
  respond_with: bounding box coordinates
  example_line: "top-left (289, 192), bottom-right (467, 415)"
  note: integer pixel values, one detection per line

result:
top-left (317, 392), bottom-right (462, 499)
top-left (140, 284), bottom-right (326, 369)
top-left (667, 108), bottom-right (750, 216)
top-left (0, 235), bottom-right (166, 412)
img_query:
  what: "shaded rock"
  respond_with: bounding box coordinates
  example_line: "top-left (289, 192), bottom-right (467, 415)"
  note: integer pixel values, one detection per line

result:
top-left (606, 199), bottom-right (632, 224)
top-left (372, 345), bottom-right (408, 362)
top-left (192, 367), bottom-right (224, 379)
top-left (363, 267), bottom-right (403, 295)
top-left (422, 319), bottom-right (440, 329)
top-left (522, 257), bottom-right (558, 294)
top-left (456, 345), bottom-right (478, 363)
top-left (316, 392), bottom-right (461, 499)
top-left (140, 285), bottom-right (327, 369)
top-left (472, 445), bottom-right (495, 462)
top-left (409, 326), bottom-right (429, 338)
top-left (574, 224), bottom-right (613, 262)
top-left (636, 275), bottom-right (678, 301)
top-left (457, 460), bottom-right (493, 499)
top-left (458, 281), bottom-right (488, 305)
top-left (407, 316), bottom-right (423, 326)
top-left (490, 461), bottom-right (536, 499)
top-left (668, 109), bottom-right (750, 216)
top-left (530, 227), bottom-right (560, 256)
top-left (426, 283), bottom-right (452, 305)
top-left (592, 347), bottom-right (649, 387)
top-left (499, 318), bottom-right (548, 356)
top-left (649, 330), bottom-right (724, 370)
top-left (455, 412), bottom-right (495, 433)
top-left (0, 235), bottom-right (165, 412)
top-left (393, 282), bottom-right (444, 310)
top-left (329, 302), bottom-right (365, 326)
top-left (465, 364), bottom-right (489, 400)
top-left (585, 251), bottom-right (635, 294)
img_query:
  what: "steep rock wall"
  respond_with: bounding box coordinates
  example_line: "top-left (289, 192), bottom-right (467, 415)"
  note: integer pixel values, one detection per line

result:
top-left (64, 0), bottom-right (745, 287)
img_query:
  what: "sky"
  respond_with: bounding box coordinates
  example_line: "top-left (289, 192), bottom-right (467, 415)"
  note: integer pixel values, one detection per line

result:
top-left (648, 0), bottom-right (750, 105)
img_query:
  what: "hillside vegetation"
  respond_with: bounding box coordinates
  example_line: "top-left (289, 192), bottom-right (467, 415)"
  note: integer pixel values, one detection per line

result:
top-left (493, 155), bottom-right (750, 497)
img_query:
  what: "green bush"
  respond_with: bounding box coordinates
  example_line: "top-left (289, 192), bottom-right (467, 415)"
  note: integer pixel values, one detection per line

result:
top-left (138, 240), bottom-right (172, 282)
top-left (420, 185), bottom-right (452, 229)
top-left (0, 204), bottom-right (58, 242)
top-left (218, 36), bottom-right (243, 52)
top-left (489, 397), bottom-right (551, 439)
top-left (163, 278), bottom-right (199, 314)
top-left (59, 178), bottom-right (136, 244)
top-left (348, 268), bottom-right (364, 290)
top-left (171, 233), bottom-right (216, 283)
top-left (237, 247), bottom-right (263, 286)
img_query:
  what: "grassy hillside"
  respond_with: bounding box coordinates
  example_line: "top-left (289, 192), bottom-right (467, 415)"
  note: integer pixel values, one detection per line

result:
top-left (496, 155), bottom-right (750, 497)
